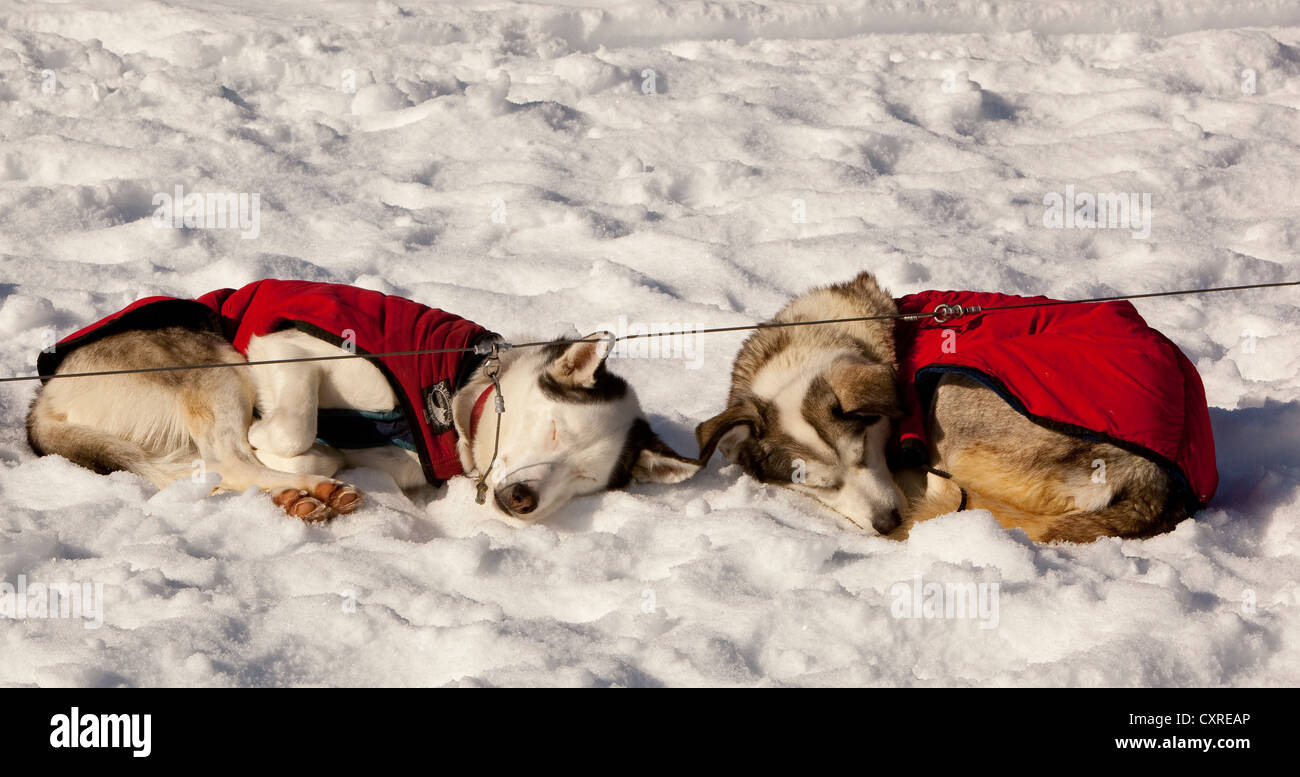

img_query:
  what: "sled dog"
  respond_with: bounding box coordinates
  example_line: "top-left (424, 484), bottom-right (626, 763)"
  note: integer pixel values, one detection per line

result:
top-left (28, 283), bottom-right (699, 523)
top-left (695, 272), bottom-right (1206, 542)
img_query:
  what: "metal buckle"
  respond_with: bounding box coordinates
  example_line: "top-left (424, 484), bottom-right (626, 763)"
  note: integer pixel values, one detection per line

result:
top-left (931, 303), bottom-right (981, 324)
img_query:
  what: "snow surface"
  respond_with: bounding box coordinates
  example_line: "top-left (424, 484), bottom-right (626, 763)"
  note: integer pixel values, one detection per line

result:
top-left (1, 0), bottom-right (1298, 687)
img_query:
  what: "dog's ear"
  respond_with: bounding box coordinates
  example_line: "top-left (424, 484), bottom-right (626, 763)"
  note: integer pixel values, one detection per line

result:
top-left (695, 399), bottom-right (763, 464)
top-left (826, 356), bottom-right (901, 418)
top-left (608, 419), bottom-right (701, 488)
top-left (630, 420), bottom-right (701, 484)
top-left (548, 331), bottom-right (615, 388)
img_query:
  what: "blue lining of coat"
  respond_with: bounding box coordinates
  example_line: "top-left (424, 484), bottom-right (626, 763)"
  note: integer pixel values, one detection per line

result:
top-left (314, 408), bottom-right (416, 451)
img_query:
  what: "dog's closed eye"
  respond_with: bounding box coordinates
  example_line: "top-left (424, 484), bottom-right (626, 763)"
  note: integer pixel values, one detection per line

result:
top-left (833, 407), bottom-right (881, 426)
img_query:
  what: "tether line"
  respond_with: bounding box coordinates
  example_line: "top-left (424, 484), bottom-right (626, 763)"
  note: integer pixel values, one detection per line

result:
top-left (2, 279), bottom-right (1295, 384)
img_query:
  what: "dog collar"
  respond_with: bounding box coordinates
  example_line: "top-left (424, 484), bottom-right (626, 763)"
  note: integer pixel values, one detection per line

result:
top-left (468, 383), bottom-right (494, 446)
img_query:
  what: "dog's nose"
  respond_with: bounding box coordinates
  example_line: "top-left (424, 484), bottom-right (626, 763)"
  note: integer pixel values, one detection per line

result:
top-left (872, 508), bottom-right (901, 534)
top-left (495, 482), bottom-right (538, 515)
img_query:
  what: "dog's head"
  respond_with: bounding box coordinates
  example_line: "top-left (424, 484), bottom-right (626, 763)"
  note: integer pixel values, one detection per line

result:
top-left (696, 352), bottom-right (905, 533)
top-left (459, 333), bottom-right (700, 523)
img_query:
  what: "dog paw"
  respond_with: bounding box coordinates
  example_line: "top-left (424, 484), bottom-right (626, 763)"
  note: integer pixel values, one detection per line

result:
top-left (313, 481), bottom-right (362, 515)
top-left (274, 489), bottom-right (333, 523)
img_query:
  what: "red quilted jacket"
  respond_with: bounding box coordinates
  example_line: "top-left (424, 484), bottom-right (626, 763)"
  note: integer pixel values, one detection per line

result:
top-left (38, 280), bottom-right (491, 484)
top-left (893, 291), bottom-right (1217, 507)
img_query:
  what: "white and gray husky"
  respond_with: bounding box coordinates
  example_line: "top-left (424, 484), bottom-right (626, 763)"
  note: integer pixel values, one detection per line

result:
top-left (695, 272), bottom-right (1189, 543)
top-left (27, 322), bottom-right (700, 523)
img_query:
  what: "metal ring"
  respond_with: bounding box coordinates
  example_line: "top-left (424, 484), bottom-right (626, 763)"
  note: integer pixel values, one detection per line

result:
top-left (931, 303), bottom-right (972, 325)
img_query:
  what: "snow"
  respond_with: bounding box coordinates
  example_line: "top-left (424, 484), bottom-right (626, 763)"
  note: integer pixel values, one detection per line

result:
top-left (1, 0), bottom-right (1298, 686)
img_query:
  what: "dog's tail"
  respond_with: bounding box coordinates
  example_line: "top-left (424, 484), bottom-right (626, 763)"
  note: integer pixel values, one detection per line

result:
top-left (1036, 489), bottom-right (1189, 543)
top-left (27, 397), bottom-right (194, 489)
top-left (906, 471), bottom-right (1187, 542)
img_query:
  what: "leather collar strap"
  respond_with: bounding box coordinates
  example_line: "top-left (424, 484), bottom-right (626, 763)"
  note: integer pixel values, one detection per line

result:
top-left (924, 464), bottom-right (968, 512)
top-left (470, 343), bottom-right (507, 506)
top-left (468, 383), bottom-right (494, 447)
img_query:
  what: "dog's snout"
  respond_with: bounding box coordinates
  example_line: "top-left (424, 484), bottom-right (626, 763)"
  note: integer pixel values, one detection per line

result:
top-left (495, 482), bottom-right (539, 515)
top-left (872, 508), bottom-right (901, 535)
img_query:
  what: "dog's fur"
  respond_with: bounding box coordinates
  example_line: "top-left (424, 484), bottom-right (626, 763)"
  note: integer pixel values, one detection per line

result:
top-left (696, 272), bottom-right (1190, 543)
top-left (27, 321), bottom-right (699, 523)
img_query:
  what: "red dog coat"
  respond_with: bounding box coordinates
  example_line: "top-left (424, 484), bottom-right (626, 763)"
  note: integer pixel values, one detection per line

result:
top-left (893, 291), bottom-right (1217, 507)
top-left (37, 280), bottom-right (492, 484)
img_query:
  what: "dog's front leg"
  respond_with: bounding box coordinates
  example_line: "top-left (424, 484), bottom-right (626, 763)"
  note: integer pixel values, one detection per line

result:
top-left (247, 359), bottom-right (322, 458)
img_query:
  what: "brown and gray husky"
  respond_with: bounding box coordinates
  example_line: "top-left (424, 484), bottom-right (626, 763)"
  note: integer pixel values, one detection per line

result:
top-left (695, 272), bottom-right (1189, 543)
top-left (27, 325), bottom-right (699, 523)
